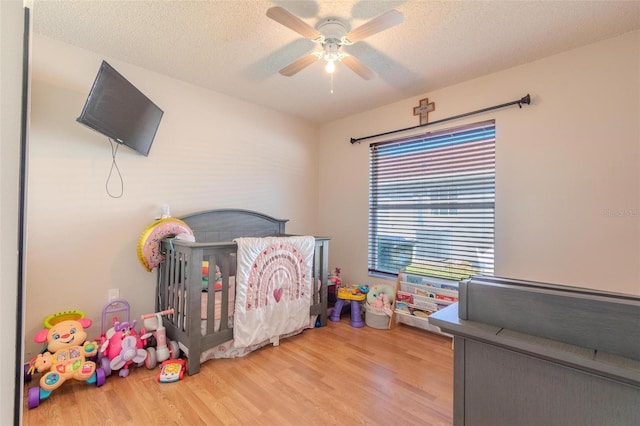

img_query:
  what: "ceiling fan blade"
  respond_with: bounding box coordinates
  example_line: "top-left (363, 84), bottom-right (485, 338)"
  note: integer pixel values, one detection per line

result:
top-left (279, 54), bottom-right (320, 77)
top-left (345, 9), bottom-right (404, 43)
top-left (340, 55), bottom-right (375, 80)
top-left (267, 7), bottom-right (321, 40)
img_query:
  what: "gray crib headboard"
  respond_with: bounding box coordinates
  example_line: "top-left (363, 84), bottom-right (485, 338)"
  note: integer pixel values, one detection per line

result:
top-left (180, 209), bottom-right (288, 242)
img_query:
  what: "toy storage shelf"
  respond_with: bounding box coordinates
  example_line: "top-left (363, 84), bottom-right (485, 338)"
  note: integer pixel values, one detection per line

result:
top-left (394, 271), bottom-right (459, 338)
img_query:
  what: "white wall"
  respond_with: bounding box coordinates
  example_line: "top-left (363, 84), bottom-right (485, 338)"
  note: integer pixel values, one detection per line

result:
top-left (318, 31), bottom-right (640, 296)
top-left (24, 35), bottom-right (320, 360)
top-left (1, 1), bottom-right (26, 422)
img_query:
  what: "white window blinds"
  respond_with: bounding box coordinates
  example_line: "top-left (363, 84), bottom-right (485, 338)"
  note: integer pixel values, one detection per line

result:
top-left (368, 120), bottom-right (495, 280)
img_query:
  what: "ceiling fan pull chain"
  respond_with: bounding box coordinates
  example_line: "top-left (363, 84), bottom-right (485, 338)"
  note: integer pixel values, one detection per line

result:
top-left (330, 72), bottom-right (334, 94)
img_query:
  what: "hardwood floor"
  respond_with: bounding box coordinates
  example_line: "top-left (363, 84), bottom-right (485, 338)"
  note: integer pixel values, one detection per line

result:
top-left (22, 321), bottom-right (453, 425)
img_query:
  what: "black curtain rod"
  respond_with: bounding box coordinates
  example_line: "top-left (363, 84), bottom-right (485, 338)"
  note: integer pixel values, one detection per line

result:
top-left (350, 93), bottom-right (531, 144)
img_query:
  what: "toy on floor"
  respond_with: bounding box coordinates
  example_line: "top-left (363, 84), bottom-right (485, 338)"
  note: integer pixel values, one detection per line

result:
top-left (364, 284), bottom-right (397, 329)
top-left (330, 284), bottom-right (369, 328)
top-left (27, 318), bottom-right (106, 409)
top-left (98, 299), bottom-right (149, 378)
top-left (140, 309), bottom-right (180, 368)
top-left (157, 359), bottom-right (186, 383)
top-left (25, 309), bottom-right (87, 382)
top-left (100, 320), bottom-right (148, 378)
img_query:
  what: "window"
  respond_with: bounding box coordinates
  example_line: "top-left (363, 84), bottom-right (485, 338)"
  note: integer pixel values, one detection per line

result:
top-left (368, 120), bottom-right (495, 281)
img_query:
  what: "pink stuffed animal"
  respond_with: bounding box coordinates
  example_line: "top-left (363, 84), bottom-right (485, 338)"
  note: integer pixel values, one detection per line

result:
top-left (329, 267), bottom-right (342, 287)
top-left (369, 292), bottom-right (392, 316)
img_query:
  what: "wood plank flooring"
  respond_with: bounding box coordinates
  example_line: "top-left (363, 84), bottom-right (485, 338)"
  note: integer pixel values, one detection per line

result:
top-left (22, 321), bottom-right (453, 425)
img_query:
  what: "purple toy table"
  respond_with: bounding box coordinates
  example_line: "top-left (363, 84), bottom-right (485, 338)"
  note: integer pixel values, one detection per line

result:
top-left (329, 289), bottom-right (365, 328)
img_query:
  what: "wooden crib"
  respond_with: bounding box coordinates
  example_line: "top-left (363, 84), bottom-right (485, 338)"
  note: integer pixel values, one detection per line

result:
top-left (156, 209), bottom-right (330, 375)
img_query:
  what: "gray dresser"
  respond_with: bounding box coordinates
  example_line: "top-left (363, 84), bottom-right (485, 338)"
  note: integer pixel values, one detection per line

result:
top-left (429, 276), bottom-right (640, 426)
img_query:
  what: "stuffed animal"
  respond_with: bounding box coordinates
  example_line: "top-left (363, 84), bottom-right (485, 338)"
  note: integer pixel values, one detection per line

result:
top-left (367, 285), bottom-right (395, 316)
top-left (33, 318), bottom-right (99, 392)
top-left (370, 293), bottom-right (393, 316)
top-left (369, 292), bottom-right (386, 308)
top-left (329, 267), bottom-right (342, 287)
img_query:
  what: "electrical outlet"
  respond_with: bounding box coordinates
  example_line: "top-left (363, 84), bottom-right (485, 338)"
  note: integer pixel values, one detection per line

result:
top-left (108, 288), bottom-right (119, 301)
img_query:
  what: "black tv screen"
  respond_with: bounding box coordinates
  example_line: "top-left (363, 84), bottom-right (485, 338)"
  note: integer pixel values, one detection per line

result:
top-left (77, 60), bottom-right (163, 156)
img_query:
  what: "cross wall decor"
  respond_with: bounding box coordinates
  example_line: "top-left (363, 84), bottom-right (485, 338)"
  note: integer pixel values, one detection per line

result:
top-left (413, 97), bottom-right (435, 125)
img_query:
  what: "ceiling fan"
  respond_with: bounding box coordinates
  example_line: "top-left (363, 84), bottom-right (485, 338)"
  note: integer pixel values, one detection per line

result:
top-left (266, 6), bottom-right (404, 80)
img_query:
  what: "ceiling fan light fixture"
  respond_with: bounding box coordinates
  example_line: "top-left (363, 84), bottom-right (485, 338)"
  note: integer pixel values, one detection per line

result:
top-left (267, 7), bottom-right (403, 80)
top-left (325, 60), bottom-right (336, 74)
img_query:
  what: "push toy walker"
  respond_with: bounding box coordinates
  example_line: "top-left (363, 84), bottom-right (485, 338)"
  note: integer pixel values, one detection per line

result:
top-left (140, 309), bottom-right (181, 368)
top-left (27, 317), bottom-right (106, 409)
top-left (25, 309), bottom-right (86, 383)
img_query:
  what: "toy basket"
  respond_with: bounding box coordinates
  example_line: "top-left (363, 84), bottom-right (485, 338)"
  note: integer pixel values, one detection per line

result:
top-left (365, 304), bottom-right (392, 329)
top-left (364, 283), bottom-right (397, 329)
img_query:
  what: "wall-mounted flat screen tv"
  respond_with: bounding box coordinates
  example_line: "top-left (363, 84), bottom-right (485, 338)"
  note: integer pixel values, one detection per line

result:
top-left (77, 60), bottom-right (163, 157)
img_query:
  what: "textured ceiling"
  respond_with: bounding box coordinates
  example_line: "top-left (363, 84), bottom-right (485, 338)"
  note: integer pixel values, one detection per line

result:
top-left (31, 0), bottom-right (640, 124)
